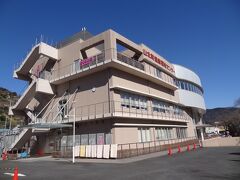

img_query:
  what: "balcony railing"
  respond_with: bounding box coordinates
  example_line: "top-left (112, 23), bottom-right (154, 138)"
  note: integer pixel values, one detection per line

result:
top-left (45, 52), bottom-right (106, 82)
top-left (43, 49), bottom-right (145, 82)
top-left (38, 101), bottom-right (191, 124)
top-left (117, 52), bottom-right (144, 71)
top-left (39, 49), bottom-right (174, 87)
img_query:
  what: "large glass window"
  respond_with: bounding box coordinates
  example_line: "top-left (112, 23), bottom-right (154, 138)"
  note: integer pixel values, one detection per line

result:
top-left (88, 134), bottom-right (96, 145)
top-left (176, 128), bottom-right (187, 139)
top-left (173, 105), bottom-right (183, 116)
top-left (121, 92), bottom-right (147, 110)
top-left (155, 128), bottom-right (173, 140)
top-left (156, 69), bottom-right (162, 78)
top-left (73, 59), bottom-right (80, 72)
top-left (152, 100), bottom-right (168, 113)
top-left (138, 128), bottom-right (151, 142)
top-left (176, 80), bottom-right (203, 96)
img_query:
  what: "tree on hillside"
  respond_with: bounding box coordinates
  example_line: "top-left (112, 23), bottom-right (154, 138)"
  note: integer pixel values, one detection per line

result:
top-left (234, 97), bottom-right (240, 107)
top-left (220, 109), bottom-right (240, 136)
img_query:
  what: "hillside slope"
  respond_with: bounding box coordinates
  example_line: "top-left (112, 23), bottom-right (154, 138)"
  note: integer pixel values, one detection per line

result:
top-left (203, 107), bottom-right (240, 136)
top-left (0, 87), bottom-right (22, 129)
top-left (203, 107), bottom-right (240, 124)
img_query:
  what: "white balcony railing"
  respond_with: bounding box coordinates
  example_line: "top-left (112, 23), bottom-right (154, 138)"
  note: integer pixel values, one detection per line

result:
top-left (38, 101), bottom-right (191, 124)
top-left (39, 48), bottom-right (176, 87)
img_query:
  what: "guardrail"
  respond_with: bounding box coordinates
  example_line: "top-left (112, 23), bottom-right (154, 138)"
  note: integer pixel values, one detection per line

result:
top-left (0, 128), bottom-right (24, 150)
top-left (117, 136), bottom-right (198, 159)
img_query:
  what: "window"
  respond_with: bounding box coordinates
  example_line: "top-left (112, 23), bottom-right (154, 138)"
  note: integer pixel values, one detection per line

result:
top-left (176, 80), bottom-right (203, 96)
top-left (156, 69), bottom-right (162, 78)
top-left (97, 133), bottom-right (105, 145)
top-left (121, 92), bottom-right (147, 110)
top-left (138, 128), bottom-right (151, 142)
top-left (180, 81), bottom-right (184, 89)
top-left (173, 105), bottom-right (183, 116)
top-left (73, 59), bottom-right (80, 72)
top-left (81, 134), bottom-right (89, 145)
top-left (105, 133), bottom-right (112, 144)
top-left (176, 128), bottom-right (187, 139)
top-left (89, 134), bottom-right (96, 145)
top-left (155, 127), bottom-right (173, 140)
top-left (152, 100), bottom-right (170, 113)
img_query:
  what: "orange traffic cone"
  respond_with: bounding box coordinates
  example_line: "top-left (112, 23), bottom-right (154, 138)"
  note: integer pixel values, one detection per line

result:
top-left (2, 152), bottom-right (5, 160)
top-left (13, 167), bottom-right (18, 180)
top-left (187, 144), bottom-right (190, 151)
top-left (178, 145), bottom-right (181, 153)
top-left (168, 147), bottom-right (172, 156)
top-left (193, 143), bottom-right (196, 150)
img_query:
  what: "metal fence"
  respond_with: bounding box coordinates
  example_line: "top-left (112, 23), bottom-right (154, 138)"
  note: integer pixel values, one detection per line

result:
top-left (117, 136), bottom-right (198, 159)
top-left (52, 136), bottom-right (198, 159)
top-left (40, 100), bottom-right (191, 124)
top-left (0, 129), bottom-right (23, 150)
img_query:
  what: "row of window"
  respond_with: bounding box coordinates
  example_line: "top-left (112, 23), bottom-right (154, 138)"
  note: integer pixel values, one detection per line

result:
top-left (138, 127), bottom-right (188, 142)
top-left (176, 128), bottom-right (187, 139)
top-left (152, 100), bottom-right (184, 115)
top-left (138, 128), bottom-right (151, 142)
top-left (155, 128), bottom-right (174, 140)
top-left (121, 92), bottom-right (185, 116)
top-left (60, 133), bottom-right (111, 146)
top-left (121, 93), bottom-right (148, 110)
top-left (176, 80), bottom-right (203, 96)
top-left (155, 68), bottom-right (175, 85)
top-left (153, 66), bottom-right (203, 96)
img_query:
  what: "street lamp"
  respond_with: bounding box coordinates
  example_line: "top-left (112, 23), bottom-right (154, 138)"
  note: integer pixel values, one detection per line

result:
top-left (67, 106), bottom-right (76, 163)
top-left (7, 94), bottom-right (12, 130)
top-left (72, 107), bottom-right (76, 164)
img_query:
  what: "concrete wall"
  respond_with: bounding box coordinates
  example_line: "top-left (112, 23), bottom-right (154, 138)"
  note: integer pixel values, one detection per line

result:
top-left (111, 69), bottom-right (176, 102)
top-left (39, 69), bottom-right (110, 122)
top-left (203, 137), bottom-right (240, 147)
top-left (113, 127), bottom-right (138, 144)
top-left (57, 39), bottom-right (102, 70)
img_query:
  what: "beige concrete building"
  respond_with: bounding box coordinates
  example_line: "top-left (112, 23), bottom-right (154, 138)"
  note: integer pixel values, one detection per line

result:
top-left (7, 29), bottom-right (206, 156)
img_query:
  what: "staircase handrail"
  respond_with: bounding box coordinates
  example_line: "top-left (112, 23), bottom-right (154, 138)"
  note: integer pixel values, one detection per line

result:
top-left (40, 91), bottom-right (68, 122)
top-left (51, 88), bottom-right (79, 123)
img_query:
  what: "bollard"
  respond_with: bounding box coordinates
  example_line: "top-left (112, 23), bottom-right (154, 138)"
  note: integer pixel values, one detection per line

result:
top-left (178, 145), bottom-right (181, 153)
top-left (168, 147), bottom-right (172, 156)
top-left (193, 143), bottom-right (196, 150)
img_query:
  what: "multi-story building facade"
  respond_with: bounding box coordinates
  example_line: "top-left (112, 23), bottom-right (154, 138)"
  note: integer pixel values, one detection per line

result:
top-left (8, 29), bottom-right (206, 155)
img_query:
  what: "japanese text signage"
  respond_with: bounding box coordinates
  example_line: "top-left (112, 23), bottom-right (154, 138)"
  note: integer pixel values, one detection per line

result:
top-left (143, 49), bottom-right (175, 73)
top-left (80, 56), bottom-right (96, 67)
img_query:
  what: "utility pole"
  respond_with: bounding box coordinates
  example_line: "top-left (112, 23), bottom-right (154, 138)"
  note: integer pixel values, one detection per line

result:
top-left (9, 100), bottom-right (12, 130)
top-left (4, 117), bottom-right (7, 129)
top-left (72, 107), bottom-right (76, 163)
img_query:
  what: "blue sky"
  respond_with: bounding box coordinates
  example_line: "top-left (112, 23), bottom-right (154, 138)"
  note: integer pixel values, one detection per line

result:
top-left (0, 0), bottom-right (240, 109)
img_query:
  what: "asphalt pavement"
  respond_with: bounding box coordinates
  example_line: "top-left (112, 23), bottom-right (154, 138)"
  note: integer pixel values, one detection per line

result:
top-left (0, 147), bottom-right (240, 180)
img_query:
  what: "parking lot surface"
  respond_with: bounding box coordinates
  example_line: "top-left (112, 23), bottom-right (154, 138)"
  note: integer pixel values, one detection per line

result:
top-left (0, 147), bottom-right (240, 180)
